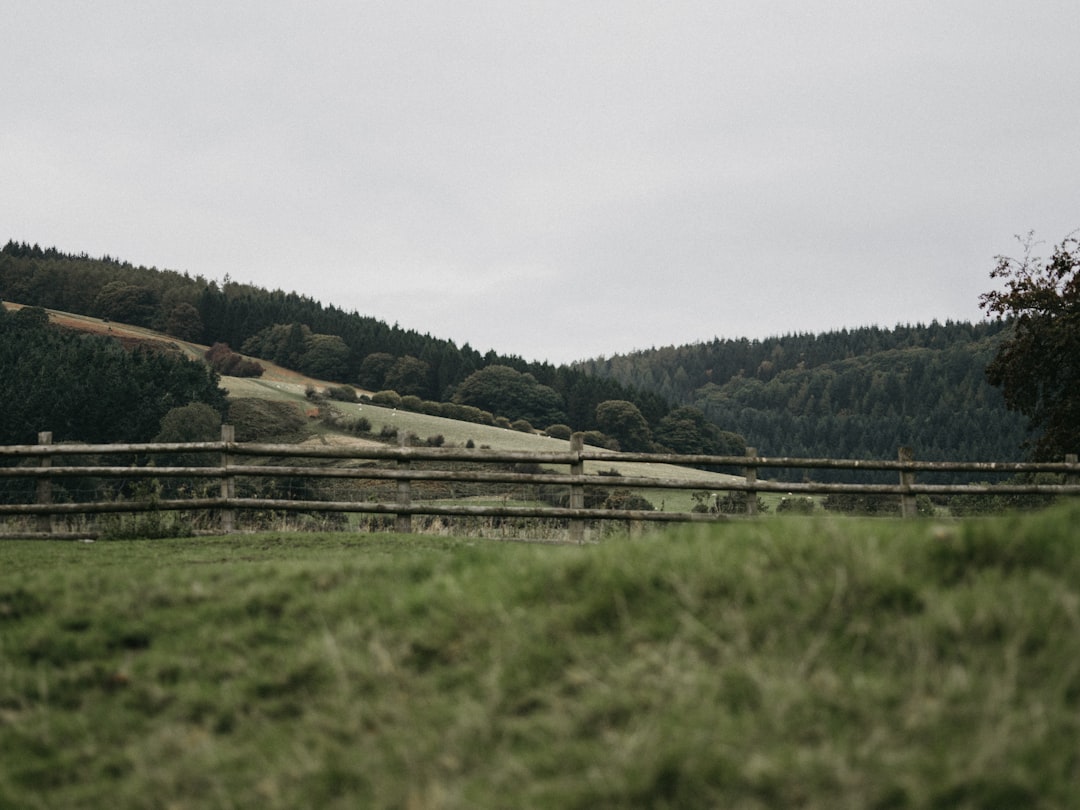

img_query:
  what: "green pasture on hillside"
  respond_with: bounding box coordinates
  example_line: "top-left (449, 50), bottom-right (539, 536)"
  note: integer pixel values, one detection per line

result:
top-left (3, 505), bottom-right (1080, 808)
top-left (221, 375), bottom-right (741, 487)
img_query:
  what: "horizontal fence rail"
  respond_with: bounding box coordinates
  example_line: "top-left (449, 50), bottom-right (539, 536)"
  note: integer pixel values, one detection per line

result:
top-left (0, 429), bottom-right (1077, 541)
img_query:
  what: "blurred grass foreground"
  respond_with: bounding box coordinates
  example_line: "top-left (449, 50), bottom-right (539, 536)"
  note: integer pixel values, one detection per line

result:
top-left (2, 504), bottom-right (1080, 808)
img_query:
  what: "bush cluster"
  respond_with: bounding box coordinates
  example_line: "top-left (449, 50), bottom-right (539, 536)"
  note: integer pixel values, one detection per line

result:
top-left (365, 390), bottom-right (500, 427)
top-left (777, 496), bottom-right (816, 514)
top-left (325, 385), bottom-right (359, 403)
top-left (204, 343), bottom-right (264, 378)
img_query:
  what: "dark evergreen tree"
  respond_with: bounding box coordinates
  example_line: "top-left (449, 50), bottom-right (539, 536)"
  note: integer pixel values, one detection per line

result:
top-left (0, 304), bottom-right (227, 445)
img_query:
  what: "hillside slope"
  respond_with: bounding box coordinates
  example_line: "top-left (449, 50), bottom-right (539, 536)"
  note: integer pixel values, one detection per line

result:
top-left (0, 242), bottom-right (668, 433)
top-left (8, 303), bottom-right (730, 485)
top-left (578, 321), bottom-right (1030, 467)
top-left (2, 242), bottom-right (1029, 463)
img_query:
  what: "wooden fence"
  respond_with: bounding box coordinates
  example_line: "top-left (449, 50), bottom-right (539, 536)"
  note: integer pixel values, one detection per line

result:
top-left (1, 428), bottom-right (1078, 541)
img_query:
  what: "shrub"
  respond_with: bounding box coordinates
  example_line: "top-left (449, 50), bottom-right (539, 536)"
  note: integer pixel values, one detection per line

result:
top-left (326, 385), bottom-right (358, 403)
top-left (400, 395), bottom-right (424, 412)
top-left (420, 400), bottom-right (444, 416)
top-left (777, 496), bottom-right (816, 514)
top-left (693, 490), bottom-right (769, 514)
top-left (371, 390), bottom-right (402, 408)
top-left (205, 342), bottom-right (264, 378)
top-left (510, 419), bottom-right (535, 433)
top-left (545, 424), bottom-right (573, 440)
top-left (582, 431), bottom-right (618, 451)
top-left (437, 402), bottom-right (469, 421)
top-left (315, 404), bottom-right (344, 426)
top-left (602, 490), bottom-right (655, 511)
top-left (716, 492), bottom-right (769, 514)
top-left (343, 416), bottom-right (372, 435)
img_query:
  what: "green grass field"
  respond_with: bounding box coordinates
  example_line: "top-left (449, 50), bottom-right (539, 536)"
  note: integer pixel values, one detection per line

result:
top-left (3, 505), bottom-right (1080, 808)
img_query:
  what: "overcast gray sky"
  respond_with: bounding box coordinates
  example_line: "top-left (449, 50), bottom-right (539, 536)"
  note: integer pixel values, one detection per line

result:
top-left (4, 2), bottom-right (1079, 363)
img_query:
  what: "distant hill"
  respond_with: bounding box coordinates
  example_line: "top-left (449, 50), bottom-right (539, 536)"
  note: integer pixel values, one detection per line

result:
top-left (0, 240), bottom-right (667, 434)
top-left (575, 322), bottom-right (1029, 473)
top-left (1, 302), bottom-right (739, 492)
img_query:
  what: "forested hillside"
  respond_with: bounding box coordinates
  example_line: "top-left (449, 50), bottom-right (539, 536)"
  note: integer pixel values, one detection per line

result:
top-left (576, 321), bottom-right (1030, 469)
top-left (2, 240), bottom-right (1029, 465)
top-left (0, 241), bottom-right (665, 434)
top-left (0, 304), bottom-right (227, 445)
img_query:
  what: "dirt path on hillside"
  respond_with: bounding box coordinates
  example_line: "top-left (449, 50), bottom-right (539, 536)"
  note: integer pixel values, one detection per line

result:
top-left (4, 302), bottom-right (346, 388)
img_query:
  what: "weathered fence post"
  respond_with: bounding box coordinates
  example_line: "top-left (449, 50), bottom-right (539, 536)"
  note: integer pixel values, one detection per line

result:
top-left (744, 447), bottom-right (758, 516)
top-left (220, 424), bottom-right (236, 534)
top-left (569, 433), bottom-right (585, 543)
top-left (396, 433), bottom-right (412, 534)
top-left (1067, 454), bottom-right (1078, 487)
top-left (36, 431), bottom-right (53, 535)
top-left (898, 446), bottom-right (918, 518)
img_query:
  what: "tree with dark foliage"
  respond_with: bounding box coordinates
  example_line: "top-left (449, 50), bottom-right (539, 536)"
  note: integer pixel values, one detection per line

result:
top-left (981, 231), bottom-right (1080, 460)
top-left (452, 365), bottom-right (567, 427)
top-left (595, 400), bottom-right (653, 452)
top-left (0, 304), bottom-right (227, 444)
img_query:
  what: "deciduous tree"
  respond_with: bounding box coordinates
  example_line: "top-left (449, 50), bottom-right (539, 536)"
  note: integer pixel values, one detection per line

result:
top-left (654, 405), bottom-right (745, 456)
top-left (384, 355), bottom-right (431, 398)
top-left (452, 365), bottom-right (566, 427)
top-left (299, 333), bottom-right (351, 381)
top-left (357, 352), bottom-right (397, 391)
top-left (595, 400), bottom-right (653, 452)
top-left (981, 232), bottom-right (1080, 459)
top-left (164, 302), bottom-right (204, 341)
top-left (93, 281), bottom-right (158, 326)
